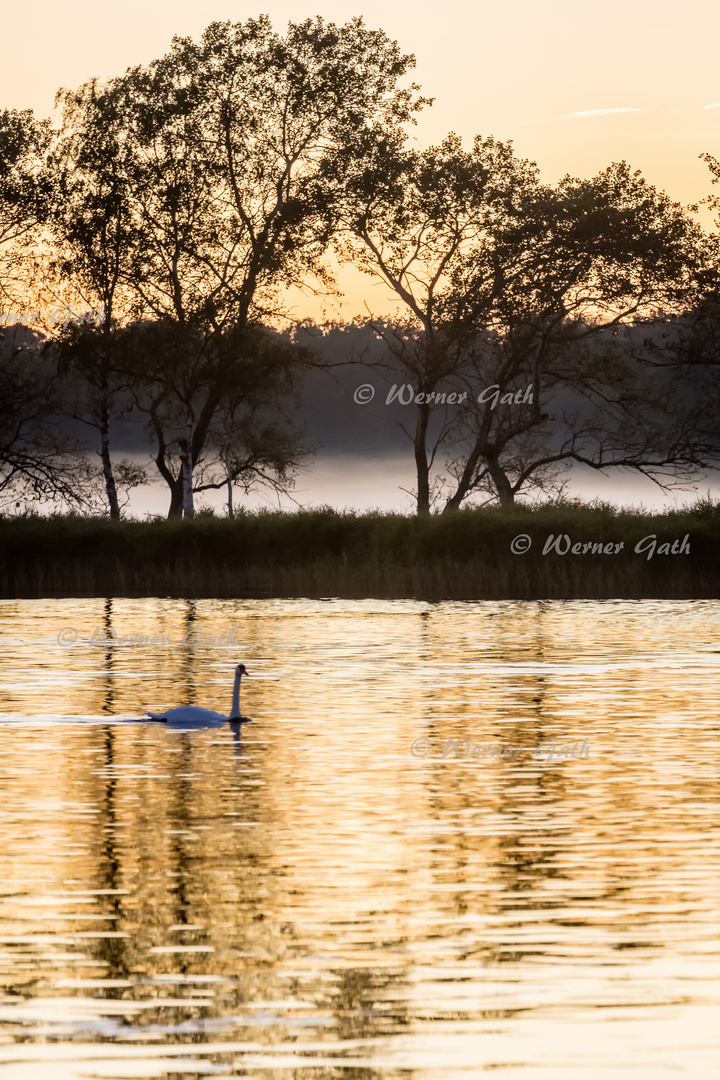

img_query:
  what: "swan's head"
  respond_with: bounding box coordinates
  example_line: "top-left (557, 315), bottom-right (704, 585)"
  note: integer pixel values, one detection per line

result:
top-left (236, 663), bottom-right (248, 676)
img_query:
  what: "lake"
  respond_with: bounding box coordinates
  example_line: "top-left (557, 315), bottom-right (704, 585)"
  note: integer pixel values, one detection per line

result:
top-left (0, 597), bottom-right (719, 1078)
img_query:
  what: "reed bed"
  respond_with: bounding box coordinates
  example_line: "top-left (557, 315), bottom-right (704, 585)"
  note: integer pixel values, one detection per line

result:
top-left (0, 500), bottom-right (718, 599)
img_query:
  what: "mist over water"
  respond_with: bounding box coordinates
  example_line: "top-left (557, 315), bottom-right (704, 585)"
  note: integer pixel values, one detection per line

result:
top-left (125, 454), bottom-right (720, 517)
top-left (0, 597), bottom-right (718, 1077)
top-left (102, 328), bottom-right (720, 517)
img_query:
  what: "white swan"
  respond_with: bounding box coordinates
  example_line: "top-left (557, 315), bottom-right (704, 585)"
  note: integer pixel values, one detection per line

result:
top-left (145, 664), bottom-right (250, 723)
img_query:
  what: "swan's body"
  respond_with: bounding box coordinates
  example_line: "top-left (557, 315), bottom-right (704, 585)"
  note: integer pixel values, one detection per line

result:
top-left (145, 664), bottom-right (250, 724)
top-left (148, 706), bottom-right (229, 724)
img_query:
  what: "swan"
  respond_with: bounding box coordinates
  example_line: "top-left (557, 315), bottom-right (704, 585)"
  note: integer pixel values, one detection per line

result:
top-left (145, 664), bottom-right (251, 724)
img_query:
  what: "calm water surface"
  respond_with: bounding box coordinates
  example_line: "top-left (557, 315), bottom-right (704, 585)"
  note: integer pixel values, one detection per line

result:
top-left (0, 598), bottom-right (718, 1079)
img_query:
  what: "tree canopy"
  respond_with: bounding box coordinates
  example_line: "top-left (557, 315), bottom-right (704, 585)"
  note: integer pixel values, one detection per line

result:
top-left (1, 16), bottom-right (719, 517)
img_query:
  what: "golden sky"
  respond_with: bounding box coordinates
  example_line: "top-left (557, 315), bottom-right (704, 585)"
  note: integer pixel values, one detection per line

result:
top-left (4, 0), bottom-right (720, 318)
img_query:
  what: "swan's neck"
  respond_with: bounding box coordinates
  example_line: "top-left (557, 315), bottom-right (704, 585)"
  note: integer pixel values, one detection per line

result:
top-left (229, 669), bottom-right (242, 719)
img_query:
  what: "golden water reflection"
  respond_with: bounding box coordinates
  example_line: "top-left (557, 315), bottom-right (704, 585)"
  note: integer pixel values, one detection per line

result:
top-left (0, 598), bottom-right (719, 1077)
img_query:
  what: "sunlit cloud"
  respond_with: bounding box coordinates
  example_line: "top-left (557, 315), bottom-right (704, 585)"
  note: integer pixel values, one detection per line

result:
top-left (672, 102), bottom-right (720, 113)
top-left (563, 108), bottom-right (642, 118)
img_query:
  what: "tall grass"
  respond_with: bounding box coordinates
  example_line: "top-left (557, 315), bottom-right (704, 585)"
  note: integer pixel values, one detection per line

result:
top-left (1, 499), bottom-right (718, 599)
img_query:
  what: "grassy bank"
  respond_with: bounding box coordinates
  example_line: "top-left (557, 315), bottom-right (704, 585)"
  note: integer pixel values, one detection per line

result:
top-left (0, 501), bottom-right (719, 600)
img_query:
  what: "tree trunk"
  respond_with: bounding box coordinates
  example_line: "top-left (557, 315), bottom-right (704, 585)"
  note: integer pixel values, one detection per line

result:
top-left (414, 401), bottom-right (431, 515)
top-left (180, 418), bottom-right (194, 519)
top-left (225, 456), bottom-right (234, 519)
top-left (99, 399), bottom-right (121, 520)
top-left (167, 480), bottom-right (183, 518)
top-left (443, 445), bottom-right (515, 510)
top-left (149, 408), bottom-right (184, 518)
top-left (486, 454), bottom-right (515, 506)
top-left (443, 441), bottom-right (485, 513)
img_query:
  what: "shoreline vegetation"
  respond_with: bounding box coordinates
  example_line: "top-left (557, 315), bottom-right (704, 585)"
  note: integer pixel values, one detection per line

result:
top-left (1, 500), bottom-right (718, 600)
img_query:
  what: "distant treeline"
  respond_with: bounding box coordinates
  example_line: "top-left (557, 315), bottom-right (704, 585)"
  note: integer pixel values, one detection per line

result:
top-left (2, 15), bottom-right (720, 521)
top-left (1, 501), bottom-right (718, 600)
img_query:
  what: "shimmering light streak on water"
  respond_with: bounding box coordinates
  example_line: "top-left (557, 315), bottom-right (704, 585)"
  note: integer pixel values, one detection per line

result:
top-left (0, 598), bottom-right (718, 1078)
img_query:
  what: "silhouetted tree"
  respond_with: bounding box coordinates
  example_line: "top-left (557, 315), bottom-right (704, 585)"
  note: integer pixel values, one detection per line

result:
top-left (121, 319), bottom-right (310, 517)
top-left (337, 138), bottom-right (715, 509)
top-left (439, 163), bottom-right (716, 507)
top-left (0, 337), bottom-right (98, 512)
top-left (53, 15), bottom-right (425, 516)
top-left (43, 83), bottom-right (139, 517)
top-left (49, 324), bottom-right (146, 518)
top-left (0, 108), bottom-right (50, 310)
top-left (333, 131), bottom-right (539, 512)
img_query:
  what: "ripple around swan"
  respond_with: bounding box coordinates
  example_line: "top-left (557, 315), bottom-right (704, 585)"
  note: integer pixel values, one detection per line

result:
top-left (0, 597), bottom-right (718, 1078)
